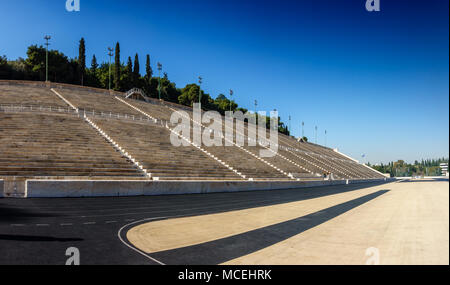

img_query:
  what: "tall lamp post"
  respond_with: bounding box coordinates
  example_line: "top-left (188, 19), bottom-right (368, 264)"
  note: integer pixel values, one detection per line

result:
top-left (302, 121), bottom-right (305, 138)
top-left (157, 62), bottom-right (162, 100)
top-left (198, 76), bottom-right (203, 104)
top-left (229, 89), bottom-right (233, 112)
top-left (288, 115), bottom-right (291, 136)
top-left (44, 35), bottom-right (51, 82)
top-left (325, 129), bottom-right (327, 147)
top-left (107, 47), bottom-right (114, 90)
top-left (315, 126), bottom-right (318, 144)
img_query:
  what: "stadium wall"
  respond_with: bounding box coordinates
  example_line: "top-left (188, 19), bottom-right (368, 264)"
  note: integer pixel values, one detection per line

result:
top-left (25, 178), bottom-right (391, 198)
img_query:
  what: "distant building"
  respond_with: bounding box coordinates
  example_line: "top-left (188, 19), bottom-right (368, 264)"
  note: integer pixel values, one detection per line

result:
top-left (440, 163), bottom-right (449, 177)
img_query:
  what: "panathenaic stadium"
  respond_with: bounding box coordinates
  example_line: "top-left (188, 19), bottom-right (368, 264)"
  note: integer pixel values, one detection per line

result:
top-left (0, 80), bottom-right (388, 198)
top-left (1, 80), bottom-right (448, 266)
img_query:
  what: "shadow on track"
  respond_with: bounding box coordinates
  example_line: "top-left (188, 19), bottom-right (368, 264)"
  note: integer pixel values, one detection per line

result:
top-left (150, 190), bottom-right (389, 265)
top-left (0, 204), bottom-right (62, 224)
top-left (0, 234), bottom-right (83, 242)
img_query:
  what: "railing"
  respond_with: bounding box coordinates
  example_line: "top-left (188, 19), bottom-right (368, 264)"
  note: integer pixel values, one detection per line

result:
top-left (0, 104), bottom-right (168, 127)
top-left (0, 104), bottom-right (77, 115)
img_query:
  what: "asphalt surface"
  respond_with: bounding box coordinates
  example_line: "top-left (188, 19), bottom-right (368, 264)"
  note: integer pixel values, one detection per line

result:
top-left (0, 181), bottom-right (390, 265)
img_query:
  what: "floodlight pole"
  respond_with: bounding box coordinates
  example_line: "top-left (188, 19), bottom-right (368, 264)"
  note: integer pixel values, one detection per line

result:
top-left (198, 76), bottom-right (203, 104)
top-left (302, 121), bottom-right (305, 138)
top-left (229, 89), bottom-right (233, 112)
top-left (107, 47), bottom-right (114, 90)
top-left (44, 35), bottom-right (51, 82)
top-left (288, 115), bottom-right (291, 136)
top-left (254, 100), bottom-right (258, 121)
top-left (325, 129), bottom-right (327, 147)
top-left (157, 62), bottom-right (162, 100)
top-left (315, 126), bottom-right (318, 144)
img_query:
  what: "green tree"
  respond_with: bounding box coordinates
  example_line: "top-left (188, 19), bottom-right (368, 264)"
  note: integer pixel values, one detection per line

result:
top-left (123, 56), bottom-right (133, 90)
top-left (178, 84), bottom-right (202, 106)
top-left (158, 77), bottom-right (180, 102)
top-left (114, 42), bottom-right (121, 90)
top-left (213, 94), bottom-right (238, 115)
top-left (90, 55), bottom-right (98, 73)
top-left (133, 53), bottom-right (140, 85)
top-left (78, 38), bottom-right (86, 85)
top-left (0, 55), bottom-right (12, 79)
top-left (87, 54), bottom-right (100, 88)
top-left (126, 56), bottom-right (133, 75)
top-left (5, 58), bottom-right (26, 80)
top-left (24, 45), bottom-right (77, 83)
top-left (145, 54), bottom-right (152, 81)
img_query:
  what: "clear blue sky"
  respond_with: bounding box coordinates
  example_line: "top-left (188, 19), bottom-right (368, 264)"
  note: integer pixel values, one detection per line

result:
top-left (0, 0), bottom-right (448, 164)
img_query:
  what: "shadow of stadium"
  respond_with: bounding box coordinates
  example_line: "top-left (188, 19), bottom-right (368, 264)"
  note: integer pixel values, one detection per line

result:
top-left (0, 204), bottom-right (63, 224)
top-left (0, 234), bottom-right (83, 242)
top-left (0, 181), bottom-right (389, 224)
top-left (149, 190), bottom-right (389, 265)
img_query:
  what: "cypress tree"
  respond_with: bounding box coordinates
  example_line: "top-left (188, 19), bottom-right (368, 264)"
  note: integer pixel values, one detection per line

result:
top-left (124, 56), bottom-right (133, 90)
top-left (78, 38), bottom-right (86, 85)
top-left (133, 53), bottom-right (140, 84)
top-left (91, 54), bottom-right (98, 73)
top-left (114, 42), bottom-right (121, 90)
top-left (126, 56), bottom-right (133, 75)
top-left (145, 54), bottom-right (152, 81)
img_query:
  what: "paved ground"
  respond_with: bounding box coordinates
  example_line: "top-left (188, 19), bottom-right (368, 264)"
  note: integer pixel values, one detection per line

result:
top-left (128, 178), bottom-right (449, 265)
top-left (0, 179), bottom-right (447, 264)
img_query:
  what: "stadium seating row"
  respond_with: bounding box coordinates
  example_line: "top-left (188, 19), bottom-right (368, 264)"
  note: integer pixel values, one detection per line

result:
top-left (0, 81), bottom-right (385, 180)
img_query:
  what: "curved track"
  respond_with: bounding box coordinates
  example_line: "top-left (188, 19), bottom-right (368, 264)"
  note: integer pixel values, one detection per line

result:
top-left (0, 180), bottom-right (414, 265)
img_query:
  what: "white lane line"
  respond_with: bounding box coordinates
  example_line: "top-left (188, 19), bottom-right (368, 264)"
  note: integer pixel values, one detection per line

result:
top-left (83, 222), bottom-right (96, 225)
top-left (78, 197), bottom-right (291, 219)
top-left (117, 217), bottom-right (167, 266)
top-left (105, 221), bottom-right (117, 224)
top-left (10, 224), bottom-right (25, 227)
top-left (124, 219), bottom-right (135, 222)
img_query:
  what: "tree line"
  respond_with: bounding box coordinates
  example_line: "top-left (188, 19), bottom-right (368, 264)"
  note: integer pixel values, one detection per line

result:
top-left (0, 38), bottom-right (290, 135)
top-left (369, 158), bottom-right (449, 177)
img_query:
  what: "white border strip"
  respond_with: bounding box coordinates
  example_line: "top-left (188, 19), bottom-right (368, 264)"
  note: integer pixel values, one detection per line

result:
top-left (117, 217), bottom-right (167, 265)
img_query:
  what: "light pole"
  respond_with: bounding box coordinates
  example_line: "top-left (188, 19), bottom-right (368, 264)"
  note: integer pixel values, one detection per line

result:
top-left (302, 121), bottom-right (304, 138)
top-left (44, 35), bottom-right (51, 82)
top-left (107, 47), bottom-right (114, 90)
top-left (315, 126), bottom-right (318, 144)
top-left (325, 130), bottom-right (327, 147)
top-left (229, 89), bottom-right (233, 112)
top-left (254, 100), bottom-right (258, 121)
top-left (198, 76), bottom-right (203, 104)
top-left (288, 115), bottom-right (291, 136)
top-left (157, 62), bottom-right (162, 100)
